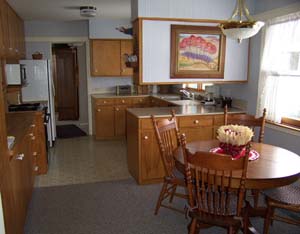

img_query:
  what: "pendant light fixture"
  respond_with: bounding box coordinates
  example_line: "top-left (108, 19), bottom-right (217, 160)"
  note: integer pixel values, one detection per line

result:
top-left (219, 0), bottom-right (264, 43)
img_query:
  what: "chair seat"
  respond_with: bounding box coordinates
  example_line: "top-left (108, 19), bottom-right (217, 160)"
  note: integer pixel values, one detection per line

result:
top-left (165, 167), bottom-right (186, 186)
top-left (263, 184), bottom-right (300, 205)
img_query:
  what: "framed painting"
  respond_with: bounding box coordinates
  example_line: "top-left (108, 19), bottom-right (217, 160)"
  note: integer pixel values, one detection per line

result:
top-left (170, 25), bottom-right (226, 78)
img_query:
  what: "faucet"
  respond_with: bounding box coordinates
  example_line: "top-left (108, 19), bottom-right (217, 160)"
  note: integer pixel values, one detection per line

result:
top-left (179, 89), bottom-right (193, 99)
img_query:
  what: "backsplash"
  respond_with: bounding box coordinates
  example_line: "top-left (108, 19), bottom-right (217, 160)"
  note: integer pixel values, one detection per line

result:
top-left (89, 77), bottom-right (133, 94)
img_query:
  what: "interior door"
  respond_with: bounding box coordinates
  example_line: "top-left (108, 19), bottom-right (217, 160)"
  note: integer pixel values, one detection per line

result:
top-left (53, 48), bottom-right (79, 120)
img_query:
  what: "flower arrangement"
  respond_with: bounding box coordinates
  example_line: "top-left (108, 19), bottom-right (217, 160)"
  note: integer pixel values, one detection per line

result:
top-left (217, 125), bottom-right (254, 157)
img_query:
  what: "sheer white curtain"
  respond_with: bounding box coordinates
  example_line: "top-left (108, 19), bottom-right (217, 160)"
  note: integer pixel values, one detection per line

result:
top-left (257, 12), bottom-right (300, 123)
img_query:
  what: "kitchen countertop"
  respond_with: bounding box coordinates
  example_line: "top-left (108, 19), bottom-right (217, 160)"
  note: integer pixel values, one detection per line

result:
top-left (91, 93), bottom-right (245, 118)
top-left (127, 105), bottom-right (244, 118)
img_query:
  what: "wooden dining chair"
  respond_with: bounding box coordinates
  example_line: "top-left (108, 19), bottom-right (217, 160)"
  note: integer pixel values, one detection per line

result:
top-left (180, 133), bottom-right (250, 234)
top-left (151, 111), bottom-right (188, 215)
top-left (224, 106), bottom-right (267, 143)
top-left (262, 183), bottom-right (300, 234)
top-left (224, 106), bottom-right (267, 207)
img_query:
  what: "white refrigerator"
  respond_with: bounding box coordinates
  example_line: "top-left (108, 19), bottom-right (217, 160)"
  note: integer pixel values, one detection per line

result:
top-left (20, 60), bottom-right (56, 147)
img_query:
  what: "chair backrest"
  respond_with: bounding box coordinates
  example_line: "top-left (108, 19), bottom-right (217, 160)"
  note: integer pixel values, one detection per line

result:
top-left (151, 111), bottom-right (181, 177)
top-left (224, 106), bottom-right (267, 143)
top-left (180, 134), bottom-right (249, 217)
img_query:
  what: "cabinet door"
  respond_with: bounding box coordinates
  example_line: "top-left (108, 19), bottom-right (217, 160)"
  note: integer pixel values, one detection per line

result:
top-left (7, 5), bottom-right (17, 57)
top-left (95, 105), bottom-right (115, 139)
top-left (114, 105), bottom-right (127, 137)
top-left (120, 40), bottom-right (133, 76)
top-left (140, 131), bottom-right (165, 181)
top-left (180, 127), bottom-right (213, 143)
top-left (1, 0), bottom-right (9, 56)
top-left (91, 40), bottom-right (121, 76)
top-left (0, 0), bottom-right (4, 57)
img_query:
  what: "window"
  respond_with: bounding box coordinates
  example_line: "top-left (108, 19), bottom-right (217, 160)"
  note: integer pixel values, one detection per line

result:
top-left (257, 12), bottom-right (300, 128)
top-left (182, 83), bottom-right (213, 91)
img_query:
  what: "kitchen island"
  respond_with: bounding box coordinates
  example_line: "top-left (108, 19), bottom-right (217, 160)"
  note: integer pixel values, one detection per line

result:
top-left (126, 101), bottom-right (245, 184)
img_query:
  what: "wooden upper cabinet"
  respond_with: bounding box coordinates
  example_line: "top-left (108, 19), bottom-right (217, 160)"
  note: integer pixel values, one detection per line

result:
top-left (0, 0), bottom-right (25, 59)
top-left (90, 39), bottom-right (133, 77)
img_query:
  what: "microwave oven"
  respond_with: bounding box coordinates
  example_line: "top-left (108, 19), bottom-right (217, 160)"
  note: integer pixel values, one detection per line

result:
top-left (5, 64), bottom-right (27, 85)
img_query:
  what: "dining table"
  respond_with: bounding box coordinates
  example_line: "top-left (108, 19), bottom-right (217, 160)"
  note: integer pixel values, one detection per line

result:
top-left (174, 139), bottom-right (300, 234)
top-left (175, 139), bottom-right (300, 189)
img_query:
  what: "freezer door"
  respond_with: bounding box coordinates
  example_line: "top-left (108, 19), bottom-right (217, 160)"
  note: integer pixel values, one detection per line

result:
top-left (21, 60), bottom-right (48, 102)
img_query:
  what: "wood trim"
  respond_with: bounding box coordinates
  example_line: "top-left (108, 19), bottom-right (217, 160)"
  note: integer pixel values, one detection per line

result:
top-left (281, 117), bottom-right (300, 129)
top-left (138, 19), bottom-right (143, 84)
top-left (137, 17), bottom-right (226, 24)
top-left (266, 120), bottom-right (300, 133)
top-left (138, 80), bottom-right (248, 85)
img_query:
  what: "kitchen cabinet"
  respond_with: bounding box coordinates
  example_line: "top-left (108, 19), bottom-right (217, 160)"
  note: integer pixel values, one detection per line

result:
top-left (115, 105), bottom-right (127, 137)
top-left (0, 0), bottom-right (25, 59)
top-left (94, 105), bottom-right (115, 139)
top-left (1, 113), bottom-right (37, 234)
top-left (90, 39), bottom-right (133, 77)
top-left (179, 115), bottom-right (214, 142)
top-left (126, 112), bottom-right (224, 184)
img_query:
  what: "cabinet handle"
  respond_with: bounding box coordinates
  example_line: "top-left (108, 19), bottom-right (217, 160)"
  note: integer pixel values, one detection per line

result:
top-left (34, 166), bottom-right (39, 171)
top-left (31, 124), bottom-right (36, 127)
top-left (194, 120), bottom-right (199, 124)
top-left (31, 136), bottom-right (36, 140)
top-left (16, 153), bottom-right (24, 160)
top-left (29, 133), bottom-right (34, 137)
top-left (97, 109), bottom-right (101, 112)
top-left (116, 108), bottom-right (119, 111)
top-left (143, 136), bottom-right (148, 140)
top-left (33, 152), bottom-right (37, 156)
top-left (103, 101), bottom-right (107, 104)
top-left (122, 100), bottom-right (125, 103)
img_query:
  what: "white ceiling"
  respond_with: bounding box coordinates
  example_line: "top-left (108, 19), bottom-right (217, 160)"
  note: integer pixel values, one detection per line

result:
top-left (6, 0), bottom-right (131, 21)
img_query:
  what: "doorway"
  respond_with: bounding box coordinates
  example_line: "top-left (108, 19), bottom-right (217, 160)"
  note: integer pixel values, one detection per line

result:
top-left (52, 44), bottom-right (79, 121)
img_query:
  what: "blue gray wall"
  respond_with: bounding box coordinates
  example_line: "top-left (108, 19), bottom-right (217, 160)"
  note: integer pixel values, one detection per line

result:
top-left (24, 20), bottom-right (89, 37)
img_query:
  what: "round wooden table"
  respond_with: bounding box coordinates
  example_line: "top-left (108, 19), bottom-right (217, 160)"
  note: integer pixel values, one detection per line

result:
top-left (175, 140), bottom-right (300, 189)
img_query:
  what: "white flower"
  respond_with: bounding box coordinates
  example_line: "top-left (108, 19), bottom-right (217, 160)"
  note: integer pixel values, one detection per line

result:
top-left (217, 125), bottom-right (254, 146)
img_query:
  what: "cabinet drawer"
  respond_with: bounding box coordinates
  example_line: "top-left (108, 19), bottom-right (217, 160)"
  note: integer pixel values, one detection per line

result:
top-left (131, 97), bottom-right (148, 104)
top-left (94, 98), bottom-right (114, 106)
top-left (114, 98), bottom-right (131, 105)
top-left (179, 115), bottom-right (213, 128)
top-left (140, 119), bottom-right (154, 130)
top-left (214, 115), bottom-right (224, 125)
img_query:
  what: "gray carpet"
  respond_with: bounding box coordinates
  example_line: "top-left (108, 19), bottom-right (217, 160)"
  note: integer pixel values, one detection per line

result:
top-left (25, 179), bottom-right (300, 234)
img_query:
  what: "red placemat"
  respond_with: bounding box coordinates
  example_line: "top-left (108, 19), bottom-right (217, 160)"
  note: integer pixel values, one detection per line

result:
top-left (209, 147), bottom-right (260, 161)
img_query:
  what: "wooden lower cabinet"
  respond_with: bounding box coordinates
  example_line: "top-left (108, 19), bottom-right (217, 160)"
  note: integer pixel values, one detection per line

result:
top-left (140, 130), bottom-right (164, 182)
top-left (2, 129), bottom-right (35, 234)
top-left (127, 113), bottom-right (225, 184)
top-left (115, 105), bottom-right (127, 137)
top-left (94, 105), bottom-right (115, 139)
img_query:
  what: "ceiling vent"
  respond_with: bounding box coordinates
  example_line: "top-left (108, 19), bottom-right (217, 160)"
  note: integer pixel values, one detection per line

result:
top-left (80, 6), bottom-right (97, 17)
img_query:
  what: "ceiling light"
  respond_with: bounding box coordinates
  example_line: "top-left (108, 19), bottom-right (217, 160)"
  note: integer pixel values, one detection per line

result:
top-left (80, 6), bottom-right (97, 17)
top-left (219, 0), bottom-right (264, 43)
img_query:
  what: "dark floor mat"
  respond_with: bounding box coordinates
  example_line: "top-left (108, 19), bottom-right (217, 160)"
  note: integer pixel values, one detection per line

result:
top-left (56, 124), bottom-right (87, 138)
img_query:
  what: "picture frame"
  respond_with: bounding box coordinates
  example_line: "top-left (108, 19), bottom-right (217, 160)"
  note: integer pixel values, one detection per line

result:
top-left (170, 25), bottom-right (226, 79)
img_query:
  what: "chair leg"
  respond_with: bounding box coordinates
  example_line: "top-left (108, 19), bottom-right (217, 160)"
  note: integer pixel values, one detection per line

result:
top-left (154, 181), bottom-right (168, 215)
top-left (169, 184), bottom-right (177, 203)
top-left (263, 204), bottom-right (275, 234)
top-left (228, 226), bottom-right (235, 234)
top-left (188, 218), bottom-right (198, 234)
top-left (243, 201), bottom-right (250, 234)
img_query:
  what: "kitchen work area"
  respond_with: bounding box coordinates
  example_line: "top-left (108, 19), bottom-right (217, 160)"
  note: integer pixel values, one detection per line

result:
top-left (1, 0), bottom-right (300, 234)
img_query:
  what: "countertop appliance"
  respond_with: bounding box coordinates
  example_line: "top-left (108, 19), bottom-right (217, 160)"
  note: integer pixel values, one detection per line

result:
top-left (19, 60), bottom-right (56, 147)
top-left (5, 64), bottom-right (26, 85)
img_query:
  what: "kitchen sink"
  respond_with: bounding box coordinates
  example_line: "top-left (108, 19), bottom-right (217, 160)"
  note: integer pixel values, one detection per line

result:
top-left (170, 100), bottom-right (202, 106)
